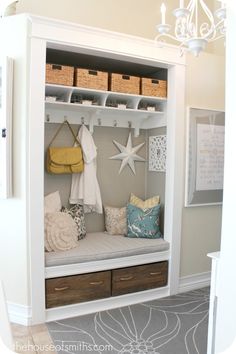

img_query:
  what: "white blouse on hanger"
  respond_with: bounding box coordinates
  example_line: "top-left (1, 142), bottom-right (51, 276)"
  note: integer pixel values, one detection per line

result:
top-left (69, 125), bottom-right (103, 214)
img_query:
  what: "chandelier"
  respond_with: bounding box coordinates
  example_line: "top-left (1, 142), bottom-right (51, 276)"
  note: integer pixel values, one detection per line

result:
top-left (155, 0), bottom-right (226, 56)
top-left (0, 0), bottom-right (19, 17)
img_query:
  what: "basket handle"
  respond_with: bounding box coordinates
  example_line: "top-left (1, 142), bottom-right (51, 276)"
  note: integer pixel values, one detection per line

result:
top-left (151, 79), bottom-right (160, 85)
top-left (122, 75), bottom-right (130, 80)
top-left (52, 64), bottom-right (62, 71)
top-left (88, 70), bottom-right (98, 76)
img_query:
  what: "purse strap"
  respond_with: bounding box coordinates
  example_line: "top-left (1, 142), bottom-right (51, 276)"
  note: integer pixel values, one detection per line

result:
top-left (48, 120), bottom-right (81, 147)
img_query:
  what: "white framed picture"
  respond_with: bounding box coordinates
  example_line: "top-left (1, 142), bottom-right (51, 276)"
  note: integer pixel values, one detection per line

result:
top-left (0, 57), bottom-right (13, 199)
top-left (185, 107), bottom-right (225, 207)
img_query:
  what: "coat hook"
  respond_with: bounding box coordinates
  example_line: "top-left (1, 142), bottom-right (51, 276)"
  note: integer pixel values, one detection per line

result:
top-left (64, 115), bottom-right (67, 123)
top-left (46, 114), bottom-right (50, 122)
top-left (113, 120), bottom-right (117, 127)
top-left (128, 121), bottom-right (132, 129)
top-left (81, 117), bottom-right (85, 125)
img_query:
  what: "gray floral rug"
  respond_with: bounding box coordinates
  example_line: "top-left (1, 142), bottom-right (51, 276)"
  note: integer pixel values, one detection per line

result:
top-left (47, 287), bottom-right (209, 354)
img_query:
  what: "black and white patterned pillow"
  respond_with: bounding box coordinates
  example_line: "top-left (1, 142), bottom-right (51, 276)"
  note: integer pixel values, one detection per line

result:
top-left (61, 204), bottom-right (86, 240)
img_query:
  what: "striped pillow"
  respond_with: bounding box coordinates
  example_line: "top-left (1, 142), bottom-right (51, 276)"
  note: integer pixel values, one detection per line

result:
top-left (130, 193), bottom-right (160, 210)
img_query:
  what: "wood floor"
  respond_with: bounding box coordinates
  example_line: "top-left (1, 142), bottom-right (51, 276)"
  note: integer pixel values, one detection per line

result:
top-left (11, 323), bottom-right (56, 354)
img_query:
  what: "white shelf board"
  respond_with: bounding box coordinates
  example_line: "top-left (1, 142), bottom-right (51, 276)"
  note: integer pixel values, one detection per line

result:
top-left (45, 101), bottom-right (164, 116)
top-left (45, 83), bottom-right (168, 103)
top-left (45, 84), bottom-right (167, 135)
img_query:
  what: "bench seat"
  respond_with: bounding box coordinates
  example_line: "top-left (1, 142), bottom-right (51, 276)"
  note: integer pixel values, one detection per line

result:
top-left (45, 232), bottom-right (169, 267)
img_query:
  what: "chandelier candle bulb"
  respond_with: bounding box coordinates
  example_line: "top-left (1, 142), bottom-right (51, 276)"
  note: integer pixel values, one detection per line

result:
top-left (180, 0), bottom-right (184, 8)
top-left (161, 3), bottom-right (166, 25)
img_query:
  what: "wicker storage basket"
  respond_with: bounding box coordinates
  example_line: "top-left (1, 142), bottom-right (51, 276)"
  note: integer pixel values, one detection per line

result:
top-left (110, 73), bottom-right (140, 95)
top-left (75, 68), bottom-right (108, 91)
top-left (46, 64), bottom-right (74, 86)
top-left (141, 78), bottom-right (167, 98)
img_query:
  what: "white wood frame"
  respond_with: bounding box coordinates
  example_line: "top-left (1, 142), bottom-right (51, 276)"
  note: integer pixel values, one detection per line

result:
top-left (207, 252), bottom-right (220, 354)
top-left (45, 250), bottom-right (170, 279)
top-left (0, 280), bottom-right (13, 350)
top-left (2, 14), bottom-right (185, 324)
top-left (0, 57), bottom-right (13, 199)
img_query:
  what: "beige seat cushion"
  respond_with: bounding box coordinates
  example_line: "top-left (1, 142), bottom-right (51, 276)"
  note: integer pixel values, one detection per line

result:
top-left (45, 232), bottom-right (169, 266)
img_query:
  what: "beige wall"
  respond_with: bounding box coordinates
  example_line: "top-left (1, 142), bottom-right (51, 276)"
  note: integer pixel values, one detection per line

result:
top-left (181, 52), bottom-right (225, 276)
top-left (16, 0), bottom-right (225, 55)
top-left (16, 0), bottom-right (178, 39)
top-left (17, 1), bottom-right (225, 277)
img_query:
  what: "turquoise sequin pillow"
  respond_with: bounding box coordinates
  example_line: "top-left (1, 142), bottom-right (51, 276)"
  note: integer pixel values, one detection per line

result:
top-left (126, 203), bottom-right (162, 239)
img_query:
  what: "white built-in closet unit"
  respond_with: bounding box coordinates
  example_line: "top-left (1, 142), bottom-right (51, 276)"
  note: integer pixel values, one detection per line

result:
top-left (0, 14), bottom-right (185, 325)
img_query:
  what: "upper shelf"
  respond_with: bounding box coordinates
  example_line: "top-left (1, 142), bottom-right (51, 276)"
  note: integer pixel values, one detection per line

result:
top-left (45, 84), bottom-right (167, 136)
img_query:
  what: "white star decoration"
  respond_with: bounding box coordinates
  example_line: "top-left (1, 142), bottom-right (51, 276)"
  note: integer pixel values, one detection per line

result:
top-left (110, 132), bottom-right (145, 174)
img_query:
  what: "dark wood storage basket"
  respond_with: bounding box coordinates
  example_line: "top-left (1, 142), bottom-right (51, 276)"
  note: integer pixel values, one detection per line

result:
top-left (110, 73), bottom-right (140, 95)
top-left (46, 64), bottom-right (74, 86)
top-left (141, 78), bottom-right (167, 98)
top-left (75, 68), bottom-right (108, 91)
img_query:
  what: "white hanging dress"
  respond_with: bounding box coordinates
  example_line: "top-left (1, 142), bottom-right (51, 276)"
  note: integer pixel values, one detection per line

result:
top-left (69, 125), bottom-right (103, 214)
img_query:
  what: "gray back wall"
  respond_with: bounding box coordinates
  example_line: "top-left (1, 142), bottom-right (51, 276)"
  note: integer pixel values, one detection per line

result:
top-left (44, 124), bottom-right (160, 232)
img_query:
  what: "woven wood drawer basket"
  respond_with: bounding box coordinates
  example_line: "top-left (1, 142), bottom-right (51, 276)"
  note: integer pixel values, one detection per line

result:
top-left (46, 64), bottom-right (74, 86)
top-left (141, 78), bottom-right (167, 97)
top-left (75, 68), bottom-right (108, 91)
top-left (110, 73), bottom-right (140, 95)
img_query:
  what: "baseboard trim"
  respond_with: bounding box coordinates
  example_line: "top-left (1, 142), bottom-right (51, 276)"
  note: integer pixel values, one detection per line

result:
top-left (178, 271), bottom-right (211, 293)
top-left (7, 302), bottom-right (32, 326)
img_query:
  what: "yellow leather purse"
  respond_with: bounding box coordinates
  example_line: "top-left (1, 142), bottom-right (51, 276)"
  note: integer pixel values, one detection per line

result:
top-left (47, 120), bottom-right (84, 174)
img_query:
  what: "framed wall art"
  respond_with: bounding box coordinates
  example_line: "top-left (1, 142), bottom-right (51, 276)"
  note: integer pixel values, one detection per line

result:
top-left (0, 57), bottom-right (13, 199)
top-left (149, 135), bottom-right (166, 172)
top-left (185, 107), bottom-right (225, 207)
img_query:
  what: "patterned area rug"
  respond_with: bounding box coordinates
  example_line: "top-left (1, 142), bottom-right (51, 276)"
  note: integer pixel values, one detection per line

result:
top-left (47, 287), bottom-right (209, 354)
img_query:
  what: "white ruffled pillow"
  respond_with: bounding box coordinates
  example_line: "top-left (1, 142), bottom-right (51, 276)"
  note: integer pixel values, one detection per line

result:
top-left (45, 212), bottom-right (79, 252)
top-left (44, 191), bottom-right (62, 214)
